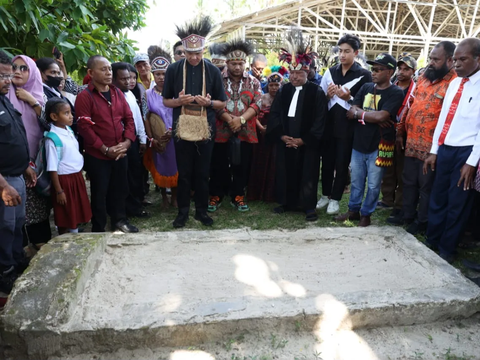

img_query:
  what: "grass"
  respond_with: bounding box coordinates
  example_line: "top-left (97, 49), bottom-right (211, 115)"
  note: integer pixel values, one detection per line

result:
top-left (128, 181), bottom-right (480, 276)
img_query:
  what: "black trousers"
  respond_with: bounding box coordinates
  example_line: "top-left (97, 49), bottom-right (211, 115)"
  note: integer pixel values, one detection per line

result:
top-left (174, 139), bottom-right (214, 216)
top-left (125, 139), bottom-right (144, 216)
top-left (321, 136), bottom-right (353, 201)
top-left (427, 145), bottom-right (475, 256)
top-left (209, 141), bottom-right (253, 199)
top-left (84, 153), bottom-right (128, 232)
top-left (402, 156), bottom-right (435, 223)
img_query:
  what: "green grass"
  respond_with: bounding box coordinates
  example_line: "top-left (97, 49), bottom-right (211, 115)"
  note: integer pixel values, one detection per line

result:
top-left (129, 182), bottom-right (480, 276)
top-left (129, 185), bottom-right (388, 232)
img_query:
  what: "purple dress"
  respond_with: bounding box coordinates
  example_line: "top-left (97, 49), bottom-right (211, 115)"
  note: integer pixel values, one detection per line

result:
top-left (144, 89), bottom-right (178, 187)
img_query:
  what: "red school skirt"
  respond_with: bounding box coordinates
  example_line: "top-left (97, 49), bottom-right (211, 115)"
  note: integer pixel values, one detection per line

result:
top-left (51, 171), bottom-right (92, 229)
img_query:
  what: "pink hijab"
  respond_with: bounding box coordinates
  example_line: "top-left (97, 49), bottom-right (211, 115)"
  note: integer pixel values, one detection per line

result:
top-left (6, 55), bottom-right (45, 158)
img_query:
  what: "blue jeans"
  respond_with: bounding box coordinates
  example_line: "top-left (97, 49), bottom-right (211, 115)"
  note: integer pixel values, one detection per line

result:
top-left (0, 175), bottom-right (26, 270)
top-left (349, 149), bottom-right (385, 216)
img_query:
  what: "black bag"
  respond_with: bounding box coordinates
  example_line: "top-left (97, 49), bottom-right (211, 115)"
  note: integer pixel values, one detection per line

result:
top-left (229, 135), bottom-right (241, 166)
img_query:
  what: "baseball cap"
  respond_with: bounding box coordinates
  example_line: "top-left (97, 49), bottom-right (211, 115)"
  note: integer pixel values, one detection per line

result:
top-left (367, 53), bottom-right (397, 70)
top-left (397, 55), bottom-right (417, 70)
top-left (133, 53), bottom-right (149, 65)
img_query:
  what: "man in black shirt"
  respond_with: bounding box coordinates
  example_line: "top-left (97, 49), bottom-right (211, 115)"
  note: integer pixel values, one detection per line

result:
top-left (317, 34), bottom-right (372, 215)
top-left (163, 16), bottom-right (227, 228)
top-left (335, 53), bottom-right (404, 227)
top-left (0, 51), bottom-right (36, 294)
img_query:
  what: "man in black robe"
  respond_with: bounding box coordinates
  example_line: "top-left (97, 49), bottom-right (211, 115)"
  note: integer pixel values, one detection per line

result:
top-left (267, 30), bottom-right (327, 221)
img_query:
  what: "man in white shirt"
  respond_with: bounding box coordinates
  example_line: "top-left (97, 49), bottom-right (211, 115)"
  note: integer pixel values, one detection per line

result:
top-left (112, 62), bottom-right (149, 218)
top-left (424, 38), bottom-right (480, 263)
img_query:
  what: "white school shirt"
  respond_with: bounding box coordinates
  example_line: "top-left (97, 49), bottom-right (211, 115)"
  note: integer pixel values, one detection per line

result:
top-left (124, 90), bottom-right (147, 144)
top-left (45, 124), bottom-right (84, 175)
top-left (430, 69), bottom-right (480, 167)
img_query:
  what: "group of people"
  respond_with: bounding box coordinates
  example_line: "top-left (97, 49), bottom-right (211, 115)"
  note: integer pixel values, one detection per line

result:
top-left (1, 15), bottom-right (480, 295)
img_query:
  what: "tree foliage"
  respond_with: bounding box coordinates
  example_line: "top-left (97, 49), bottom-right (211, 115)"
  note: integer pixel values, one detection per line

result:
top-left (0, 0), bottom-right (148, 75)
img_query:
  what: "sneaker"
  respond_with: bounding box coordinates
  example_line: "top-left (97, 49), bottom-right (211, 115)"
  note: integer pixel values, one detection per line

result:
top-left (208, 196), bottom-right (221, 213)
top-left (231, 196), bottom-right (250, 212)
top-left (406, 220), bottom-right (428, 235)
top-left (326, 200), bottom-right (339, 215)
top-left (377, 201), bottom-right (393, 210)
top-left (316, 195), bottom-right (329, 210)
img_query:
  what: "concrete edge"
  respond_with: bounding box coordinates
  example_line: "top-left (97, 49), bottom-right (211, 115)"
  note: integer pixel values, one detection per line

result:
top-left (0, 233), bottom-right (106, 359)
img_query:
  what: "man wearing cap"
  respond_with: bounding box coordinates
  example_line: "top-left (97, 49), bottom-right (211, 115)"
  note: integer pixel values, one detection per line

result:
top-left (379, 55), bottom-right (417, 219)
top-left (134, 53), bottom-right (154, 90)
top-left (394, 41), bottom-right (456, 235)
top-left (208, 40), bottom-right (262, 213)
top-left (336, 53), bottom-right (404, 227)
top-left (163, 16), bottom-right (227, 228)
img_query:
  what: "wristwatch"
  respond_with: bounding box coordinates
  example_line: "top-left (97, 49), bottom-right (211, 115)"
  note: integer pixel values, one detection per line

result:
top-left (32, 101), bottom-right (40, 108)
top-left (240, 116), bottom-right (246, 125)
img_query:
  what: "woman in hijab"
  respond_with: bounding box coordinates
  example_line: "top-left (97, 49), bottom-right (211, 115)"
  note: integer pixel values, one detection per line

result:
top-left (6, 55), bottom-right (51, 247)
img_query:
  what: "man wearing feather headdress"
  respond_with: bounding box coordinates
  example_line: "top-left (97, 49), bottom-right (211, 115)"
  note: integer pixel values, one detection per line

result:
top-left (208, 39), bottom-right (262, 213)
top-left (163, 16), bottom-right (227, 228)
top-left (209, 43), bottom-right (227, 72)
top-left (266, 29), bottom-right (327, 222)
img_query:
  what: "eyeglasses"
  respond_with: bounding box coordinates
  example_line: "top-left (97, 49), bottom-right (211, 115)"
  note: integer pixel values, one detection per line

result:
top-left (12, 64), bottom-right (29, 72)
top-left (0, 74), bottom-right (15, 80)
top-left (371, 67), bottom-right (389, 73)
top-left (175, 50), bottom-right (185, 56)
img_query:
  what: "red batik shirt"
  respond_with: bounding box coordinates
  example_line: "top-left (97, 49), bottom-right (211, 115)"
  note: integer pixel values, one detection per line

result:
top-left (215, 71), bottom-right (262, 143)
top-left (397, 69), bottom-right (457, 161)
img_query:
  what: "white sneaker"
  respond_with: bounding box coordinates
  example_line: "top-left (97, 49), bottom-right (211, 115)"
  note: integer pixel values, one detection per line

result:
top-left (326, 200), bottom-right (340, 215)
top-left (316, 195), bottom-right (329, 209)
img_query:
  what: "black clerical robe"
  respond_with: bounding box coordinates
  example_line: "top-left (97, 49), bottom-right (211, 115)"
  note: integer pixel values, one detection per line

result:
top-left (267, 82), bottom-right (326, 211)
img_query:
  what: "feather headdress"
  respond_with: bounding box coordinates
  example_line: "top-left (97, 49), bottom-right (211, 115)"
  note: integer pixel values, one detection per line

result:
top-left (147, 45), bottom-right (172, 72)
top-left (209, 42), bottom-right (227, 69)
top-left (222, 39), bottom-right (254, 62)
top-left (279, 28), bottom-right (317, 71)
top-left (263, 65), bottom-right (289, 81)
top-left (175, 16), bottom-right (212, 52)
top-left (209, 43), bottom-right (226, 59)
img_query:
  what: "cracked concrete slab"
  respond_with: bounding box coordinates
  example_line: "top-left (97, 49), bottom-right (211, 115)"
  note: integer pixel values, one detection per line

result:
top-left (1, 227), bottom-right (479, 360)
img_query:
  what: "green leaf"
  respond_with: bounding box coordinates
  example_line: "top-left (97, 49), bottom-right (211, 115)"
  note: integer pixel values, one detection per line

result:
top-left (39, 28), bottom-right (51, 42)
top-left (59, 41), bottom-right (76, 50)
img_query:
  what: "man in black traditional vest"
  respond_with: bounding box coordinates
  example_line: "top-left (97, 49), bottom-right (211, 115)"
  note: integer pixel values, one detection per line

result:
top-left (163, 16), bottom-right (227, 228)
top-left (266, 29), bottom-right (327, 221)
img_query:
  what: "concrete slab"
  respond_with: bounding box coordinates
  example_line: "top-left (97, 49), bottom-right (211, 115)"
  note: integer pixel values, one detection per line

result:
top-left (1, 227), bottom-right (480, 360)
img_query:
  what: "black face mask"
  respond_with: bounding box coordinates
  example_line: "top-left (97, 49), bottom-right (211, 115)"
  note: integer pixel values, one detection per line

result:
top-left (45, 75), bottom-right (63, 89)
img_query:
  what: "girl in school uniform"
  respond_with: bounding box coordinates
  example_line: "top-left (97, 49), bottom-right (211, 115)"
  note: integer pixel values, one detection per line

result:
top-left (45, 98), bottom-right (91, 235)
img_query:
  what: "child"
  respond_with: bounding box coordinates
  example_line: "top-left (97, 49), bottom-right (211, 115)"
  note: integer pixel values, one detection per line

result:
top-left (45, 98), bottom-right (91, 235)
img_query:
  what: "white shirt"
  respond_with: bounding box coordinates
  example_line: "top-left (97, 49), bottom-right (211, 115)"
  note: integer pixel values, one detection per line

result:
top-left (45, 125), bottom-right (84, 175)
top-left (124, 90), bottom-right (147, 144)
top-left (430, 69), bottom-right (480, 167)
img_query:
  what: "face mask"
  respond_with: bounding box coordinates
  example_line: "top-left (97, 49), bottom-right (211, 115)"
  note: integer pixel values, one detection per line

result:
top-left (45, 75), bottom-right (63, 89)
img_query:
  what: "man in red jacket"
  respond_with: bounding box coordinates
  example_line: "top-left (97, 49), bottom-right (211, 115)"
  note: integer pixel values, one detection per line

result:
top-left (76, 55), bottom-right (138, 233)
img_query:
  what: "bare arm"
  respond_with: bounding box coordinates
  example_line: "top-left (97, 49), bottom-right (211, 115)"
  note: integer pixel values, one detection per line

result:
top-left (49, 171), bottom-right (66, 205)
